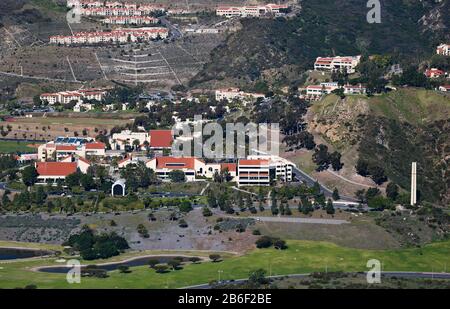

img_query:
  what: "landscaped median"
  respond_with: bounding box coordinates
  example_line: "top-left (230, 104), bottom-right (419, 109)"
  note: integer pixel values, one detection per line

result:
top-left (0, 240), bottom-right (449, 289)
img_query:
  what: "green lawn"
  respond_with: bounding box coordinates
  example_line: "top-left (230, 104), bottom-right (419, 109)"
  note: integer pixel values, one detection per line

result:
top-left (0, 240), bottom-right (449, 289)
top-left (0, 140), bottom-right (38, 153)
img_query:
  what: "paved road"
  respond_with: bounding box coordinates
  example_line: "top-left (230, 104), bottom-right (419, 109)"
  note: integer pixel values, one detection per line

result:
top-left (292, 167), bottom-right (359, 203)
top-left (223, 214), bottom-right (349, 225)
top-left (183, 271), bottom-right (450, 289)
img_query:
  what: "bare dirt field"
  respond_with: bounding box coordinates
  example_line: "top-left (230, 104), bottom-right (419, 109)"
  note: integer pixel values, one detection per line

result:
top-left (2, 114), bottom-right (134, 140)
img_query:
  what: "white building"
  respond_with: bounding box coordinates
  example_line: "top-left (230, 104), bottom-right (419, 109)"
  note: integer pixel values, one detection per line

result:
top-left (111, 130), bottom-right (149, 150)
top-left (102, 16), bottom-right (158, 25)
top-left (50, 27), bottom-right (169, 45)
top-left (436, 44), bottom-right (450, 56)
top-left (215, 88), bottom-right (265, 102)
top-left (40, 88), bottom-right (107, 105)
top-left (237, 159), bottom-right (270, 186)
top-left (216, 4), bottom-right (289, 18)
top-left (314, 55), bottom-right (362, 74)
top-left (247, 155), bottom-right (296, 182)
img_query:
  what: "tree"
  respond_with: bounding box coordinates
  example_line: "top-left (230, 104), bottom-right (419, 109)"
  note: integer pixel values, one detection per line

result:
top-left (34, 186), bottom-right (47, 206)
top-left (80, 174), bottom-right (95, 191)
top-left (154, 265), bottom-right (169, 273)
top-left (65, 172), bottom-right (81, 187)
top-left (332, 188), bottom-right (340, 201)
top-left (202, 207), bottom-right (212, 217)
top-left (179, 200), bottom-right (193, 212)
top-left (137, 224), bottom-right (149, 238)
top-left (168, 170), bottom-right (186, 182)
top-left (386, 182), bottom-right (399, 201)
top-left (325, 199), bottom-right (335, 215)
top-left (255, 236), bottom-right (273, 248)
top-left (273, 239), bottom-right (287, 250)
top-left (118, 265), bottom-right (131, 273)
top-left (22, 166), bottom-right (38, 187)
top-left (168, 259), bottom-right (182, 270)
top-left (312, 144), bottom-right (330, 171)
top-left (209, 254), bottom-right (221, 262)
top-left (248, 269), bottom-right (269, 286)
top-left (366, 187), bottom-right (381, 201)
top-left (148, 259), bottom-right (159, 268)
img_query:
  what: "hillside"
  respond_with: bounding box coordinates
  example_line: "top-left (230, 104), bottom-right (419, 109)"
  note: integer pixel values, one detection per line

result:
top-left (307, 89), bottom-right (450, 204)
top-left (190, 0), bottom-right (450, 89)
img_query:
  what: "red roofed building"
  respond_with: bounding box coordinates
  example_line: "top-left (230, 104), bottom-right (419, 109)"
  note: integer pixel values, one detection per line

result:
top-left (35, 162), bottom-right (78, 183)
top-left (149, 130), bottom-right (173, 149)
top-left (84, 142), bottom-right (106, 156)
top-left (146, 157), bottom-right (207, 181)
top-left (425, 68), bottom-right (445, 78)
top-left (221, 163), bottom-right (237, 181)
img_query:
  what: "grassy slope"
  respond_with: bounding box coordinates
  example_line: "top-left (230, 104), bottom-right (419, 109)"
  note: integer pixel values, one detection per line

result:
top-left (0, 140), bottom-right (38, 153)
top-left (307, 89), bottom-right (450, 202)
top-left (0, 240), bottom-right (449, 288)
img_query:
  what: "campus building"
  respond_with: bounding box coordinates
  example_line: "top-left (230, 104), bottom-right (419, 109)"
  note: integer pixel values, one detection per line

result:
top-left (38, 137), bottom-right (106, 161)
top-left (50, 27), bottom-right (169, 45)
top-left (35, 161), bottom-right (78, 183)
top-left (216, 4), bottom-right (289, 18)
top-left (237, 159), bottom-right (271, 186)
top-left (314, 55), bottom-right (362, 74)
top-left (40, 88), bottom-right (108, 105)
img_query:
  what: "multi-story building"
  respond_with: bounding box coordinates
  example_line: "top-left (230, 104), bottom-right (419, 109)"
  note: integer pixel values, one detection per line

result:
top-left (314, 55), bottom-right (362, 73)
top-left (102, 16), bottom-right (158, 25)
top-left (146, 157), bottom-right (206, 181)
top-left (110, 130), bottom-right (149, 150)
top-left (38, 138), bottom-right (105, 161)
top-left (246, 155), bottom-right (296, 183)
top-left (436, 44), bottom-right (450, 56)
top-left (40, 88), bottom-right (107, 105)
top-left (237, 159), bottom-right (271, 186)
top-left (216, 4), bottom-right (289, 18)
top-left (50, 27), bottom-right (169, 45)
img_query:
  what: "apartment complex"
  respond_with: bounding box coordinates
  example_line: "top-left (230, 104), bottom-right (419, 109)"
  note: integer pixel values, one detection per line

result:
top-left (436, 44), bottom-right (450, 56)
top-left (314, 55), bottom-right (362, 73)
top-left (102, 16), bottom-right (158, 25)
top-left (40, 88), bottom-right (108, 104)
top-left (216, 4), bottom-right (289, 18)
top-left (50, 27), bottom-right (168, 45)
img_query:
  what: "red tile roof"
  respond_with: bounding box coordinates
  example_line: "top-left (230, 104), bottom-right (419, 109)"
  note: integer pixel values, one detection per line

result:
top-left (155, 157), bottom-right (196, 169)
top-left (221, 163), bottom-right (237, 172)
top-left (239, 159), bottom-right (269, 166)
top-left (56, 145), bottom-right (77, 151)
top-left (85, 142), bottom-right (106, 150)
top-left (36, 162), bottom-right (77, 177)
top-left (149, 130), bottom-right (173, 148)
